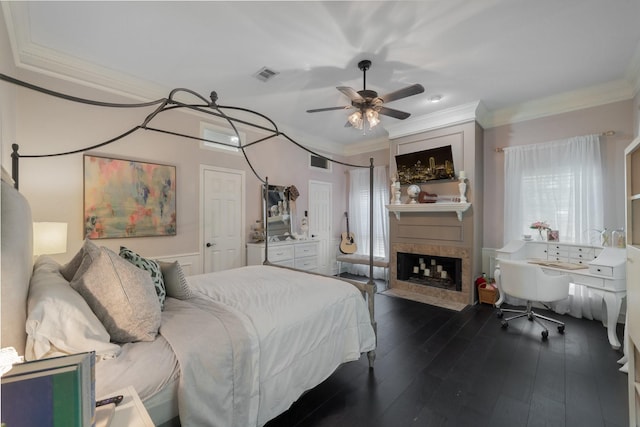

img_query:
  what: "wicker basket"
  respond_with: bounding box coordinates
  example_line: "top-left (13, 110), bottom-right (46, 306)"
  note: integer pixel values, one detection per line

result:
top-left (478, 284), bottom-right (497, 305)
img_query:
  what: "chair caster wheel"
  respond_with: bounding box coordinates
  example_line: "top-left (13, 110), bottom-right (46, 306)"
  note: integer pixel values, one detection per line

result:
top-left (496, 310), bottom-right (504, 319)
top-left (501, 320), bottom-right (508, 329)
top-left (558, 325), bottom-right (565, 334)
top-left (542, 330), bottom-right (549, 340)
top-left (527, 313), bottom-right (534, 321)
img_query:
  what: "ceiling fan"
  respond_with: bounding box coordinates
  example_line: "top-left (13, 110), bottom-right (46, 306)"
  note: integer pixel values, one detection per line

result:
top-left (306, 59), bottom-right (425, 130)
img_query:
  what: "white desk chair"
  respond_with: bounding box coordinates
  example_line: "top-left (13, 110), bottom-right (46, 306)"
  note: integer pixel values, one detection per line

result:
top-left (496, 259), bottom-right (571, 340)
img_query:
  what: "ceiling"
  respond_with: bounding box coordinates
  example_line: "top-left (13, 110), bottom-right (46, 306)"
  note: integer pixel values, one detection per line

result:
top-left (4, 1), bottom-right (640, 154)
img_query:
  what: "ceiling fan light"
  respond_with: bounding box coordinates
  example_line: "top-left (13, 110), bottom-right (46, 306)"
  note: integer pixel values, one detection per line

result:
top-left (348, 111), bottom-right (363, 129)
top-left (366, 109), bottom-right (380, 128)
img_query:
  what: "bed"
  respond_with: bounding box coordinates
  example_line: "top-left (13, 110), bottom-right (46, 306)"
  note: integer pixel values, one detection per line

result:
top-left (1, 76), bottom-right (379, 426)
top-left (1, 178), bottom-right (376, 426)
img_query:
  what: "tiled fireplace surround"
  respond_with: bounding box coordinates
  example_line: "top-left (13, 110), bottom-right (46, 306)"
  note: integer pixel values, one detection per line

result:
top-left (390, 241), bottom-right (472, 307)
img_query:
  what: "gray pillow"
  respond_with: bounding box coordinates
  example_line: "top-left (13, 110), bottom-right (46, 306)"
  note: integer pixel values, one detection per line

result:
top-left (158, 261), bottom-right (193, 300)
top-left (59, 239), bottom-right (100, 281)
top-left (119, 246), bottom-right (166, 309)
top-left (70, 247), bottom-right (161, 343)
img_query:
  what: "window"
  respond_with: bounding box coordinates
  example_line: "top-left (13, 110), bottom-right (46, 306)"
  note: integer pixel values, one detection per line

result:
top-left (200, 123), bottom-right (244, 153)
top-left (503, 134), bottom-right (603, 244)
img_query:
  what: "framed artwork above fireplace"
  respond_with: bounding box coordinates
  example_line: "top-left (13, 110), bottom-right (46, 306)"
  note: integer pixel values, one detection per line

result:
top-left (395, 145), bottom-right (456, 185)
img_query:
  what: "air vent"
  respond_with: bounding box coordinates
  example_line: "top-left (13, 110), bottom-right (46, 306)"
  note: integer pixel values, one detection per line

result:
top-left (254, 67), bottom-right (279, 82)
top-left (309, 154), bottom-right (331, 171)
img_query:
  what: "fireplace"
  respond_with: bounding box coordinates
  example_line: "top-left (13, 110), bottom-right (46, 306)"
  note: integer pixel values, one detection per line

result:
top-left (397, 252), bottom-right (462, 291)
top-left (390, 241), bottom-right (472, 307)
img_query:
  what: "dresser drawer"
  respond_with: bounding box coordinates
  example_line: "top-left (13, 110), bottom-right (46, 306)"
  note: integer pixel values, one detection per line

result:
top-left (295, 243), bottom-right (318, 258)
top-left (270, 245), bottom-right (295, 262)
top-left (295, 256), bottom-right (318, 271)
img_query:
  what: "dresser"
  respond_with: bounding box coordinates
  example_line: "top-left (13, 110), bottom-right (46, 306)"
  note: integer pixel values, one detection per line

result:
top-left (246, 240), bottom-right (319, 272)
top-left (496, 240), bottom-right (626, 349)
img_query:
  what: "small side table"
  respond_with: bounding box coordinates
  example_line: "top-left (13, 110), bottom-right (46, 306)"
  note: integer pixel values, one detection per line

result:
top-left (98, 385), bottom-right (154, 427)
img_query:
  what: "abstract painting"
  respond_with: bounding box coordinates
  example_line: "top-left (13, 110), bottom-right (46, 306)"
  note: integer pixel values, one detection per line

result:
top-left (84, 155), bottom-right (176, 238)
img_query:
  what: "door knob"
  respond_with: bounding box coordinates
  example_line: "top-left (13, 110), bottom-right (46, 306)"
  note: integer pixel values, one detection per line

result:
top-left (206, 242), bottom-right (214, 247)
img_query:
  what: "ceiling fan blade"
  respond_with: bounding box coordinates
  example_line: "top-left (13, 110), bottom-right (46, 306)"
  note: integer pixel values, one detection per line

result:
top-left (337, 86), bottom-right (365, 102)
top-left (306, 106), bottom-right (351, 113)
top-left (379, 83), bottom-right (425, 103)
top-left (378, 106), bottom-right (411, 120)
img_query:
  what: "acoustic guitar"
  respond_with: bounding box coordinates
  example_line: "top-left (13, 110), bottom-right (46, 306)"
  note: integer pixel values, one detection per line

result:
top-left (339, 212), bottom-right (357, 254)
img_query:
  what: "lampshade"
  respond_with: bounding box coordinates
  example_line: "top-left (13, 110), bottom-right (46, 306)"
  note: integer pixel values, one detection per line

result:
top-left (348, 111), bottom-right (363, 129)
top-left (348, 108), bottom-right (380, 131)
top-left (33, 222), bottom-right (68, 256)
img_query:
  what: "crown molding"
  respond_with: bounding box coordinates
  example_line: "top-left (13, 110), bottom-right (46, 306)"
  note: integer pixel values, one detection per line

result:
top-left (386, 101), bottom-right (487, 139)
top-left (4, 2), bottom-right (166, 102)
top-left (342, 136), bottom-right (389, 157)
top-left (626, 39), bottom-right (640, 98)
top-left (486, 79), bottom-right (636, 128)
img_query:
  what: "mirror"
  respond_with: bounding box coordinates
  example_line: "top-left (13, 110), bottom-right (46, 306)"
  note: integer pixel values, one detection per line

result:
top-left (264, 185), bottom-right (292, 240)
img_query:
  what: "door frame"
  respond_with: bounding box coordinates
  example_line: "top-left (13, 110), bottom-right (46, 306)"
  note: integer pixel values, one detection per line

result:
top-left (199, 164), bottom-right (246, 273)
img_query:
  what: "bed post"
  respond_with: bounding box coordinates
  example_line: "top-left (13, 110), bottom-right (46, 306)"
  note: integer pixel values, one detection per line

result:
top-left (263, 177), bottom-right (270, 265)
top-left (11, 143), bottom-right (19, 190)
top-left (366, 157), bottom-right (377, 369)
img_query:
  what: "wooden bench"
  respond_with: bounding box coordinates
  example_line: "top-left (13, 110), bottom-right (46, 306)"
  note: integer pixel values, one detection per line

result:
top-left (336, 254), bottom-right (389, 285)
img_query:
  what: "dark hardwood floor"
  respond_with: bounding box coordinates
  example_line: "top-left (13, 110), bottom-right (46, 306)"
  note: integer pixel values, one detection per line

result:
top-left (265, 292), bottom-right (628, 427)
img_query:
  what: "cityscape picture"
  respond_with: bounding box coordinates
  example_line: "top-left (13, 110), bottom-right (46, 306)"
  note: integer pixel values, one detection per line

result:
top-left (395, 145), bottom-right (456, 184)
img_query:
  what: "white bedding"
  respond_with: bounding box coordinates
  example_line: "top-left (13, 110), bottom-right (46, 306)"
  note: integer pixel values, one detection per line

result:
top-left (180, 265), bottom-right (376, 426)
top-left (72, 265), bottom-right (376, 427)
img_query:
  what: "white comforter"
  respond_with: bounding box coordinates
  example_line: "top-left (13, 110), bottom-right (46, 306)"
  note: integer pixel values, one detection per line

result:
top-left (163, 265), bottom-right (376, 427)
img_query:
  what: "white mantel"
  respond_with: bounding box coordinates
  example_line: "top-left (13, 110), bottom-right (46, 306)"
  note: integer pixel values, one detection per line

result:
top-left (386, 202), bottom-right (471, 221)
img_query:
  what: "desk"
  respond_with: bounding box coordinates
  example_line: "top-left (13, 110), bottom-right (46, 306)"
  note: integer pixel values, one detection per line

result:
top-left (495, 240), bottom-right (626, 349)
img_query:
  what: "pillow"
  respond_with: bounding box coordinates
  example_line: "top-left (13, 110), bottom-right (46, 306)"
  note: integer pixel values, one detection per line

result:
top-left (70, 247), bottom-right (161, 343)
top-left (158, 261), bottom-right (193, 300)
top-left (119, 246), bottom-right (166, 309)
top-left (25, 256), bottom-right (121, 361)
top-left (59, 238), bottom-right (100, 282)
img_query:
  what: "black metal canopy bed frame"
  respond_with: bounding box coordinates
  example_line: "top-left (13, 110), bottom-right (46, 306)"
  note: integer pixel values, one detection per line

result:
top-left (0, 73), bottom-right (379, 426)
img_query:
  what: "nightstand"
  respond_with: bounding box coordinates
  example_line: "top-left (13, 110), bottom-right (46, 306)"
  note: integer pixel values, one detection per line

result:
top-left (97, 385), bottom-right (154, 427)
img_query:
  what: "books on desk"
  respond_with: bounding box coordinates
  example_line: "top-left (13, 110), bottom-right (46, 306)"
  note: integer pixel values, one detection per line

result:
top-left (1, 351), bottom-right (95, 427)
top-left (528, 259), bottom-right (589, 270)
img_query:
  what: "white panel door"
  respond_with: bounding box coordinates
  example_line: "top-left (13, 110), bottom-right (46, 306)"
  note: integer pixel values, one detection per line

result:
top-left (308, 180), bottom-right (332, 275)
top-left (201, 166), bottom-right (245, 273)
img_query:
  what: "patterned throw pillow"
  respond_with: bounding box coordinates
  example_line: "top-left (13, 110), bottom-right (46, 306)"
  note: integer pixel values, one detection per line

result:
top-left (119, 246), bottom-right (166, 309)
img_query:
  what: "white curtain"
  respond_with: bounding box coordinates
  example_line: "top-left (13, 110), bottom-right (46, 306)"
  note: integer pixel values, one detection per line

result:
top-left (503, 134), bottom-right (603, 244)
top-left (347, 166), bottom-right (389, 279)
top-left (503, 134), bottom-right (606, 321)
